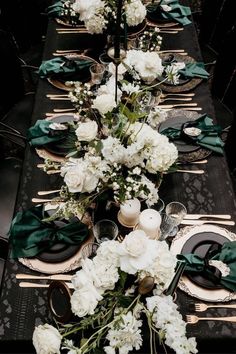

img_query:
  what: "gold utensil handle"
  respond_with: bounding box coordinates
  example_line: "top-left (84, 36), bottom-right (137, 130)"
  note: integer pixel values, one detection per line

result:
top-left (19, 282), bottom-right (74, 289)
top-left (16, 274), bottom-right (72, 281)
top-left (199, 316), bottom-right (236, 322)
top-left (184, 214), bottom-right (231, 220)
top-left (38, 190), bottom-right (61, 196)
top-left (181, 220), bottom-right (235, 226)
top-left (176, 169), bottom-right (204, 174)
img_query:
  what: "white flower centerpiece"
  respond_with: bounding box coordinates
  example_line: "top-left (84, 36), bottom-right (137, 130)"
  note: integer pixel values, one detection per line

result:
top-left (33, 230), bottom-right (198, 354)
top-left (70, 0), bottom-right (147, 34)
top-left (42, 75), bottom-right (178, 219)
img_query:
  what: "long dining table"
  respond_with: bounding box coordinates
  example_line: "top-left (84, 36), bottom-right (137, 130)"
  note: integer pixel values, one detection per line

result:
top-left (1, 1), bottom-right (236, 353)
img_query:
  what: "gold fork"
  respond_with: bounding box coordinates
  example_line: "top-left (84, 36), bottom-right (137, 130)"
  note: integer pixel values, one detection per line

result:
top-left (186, 315), bottom-right (236, 324)
top-left (195, 303), bottom-right (236, 312)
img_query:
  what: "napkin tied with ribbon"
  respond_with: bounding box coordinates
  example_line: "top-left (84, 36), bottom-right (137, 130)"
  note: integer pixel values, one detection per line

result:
top-left (9, 205), bottom-right (89, 258)
top-left (177, 241), bottom-right (236, 292)
top-left (38, 57), bottom-right (94, 82)
top-left (179, 62), bottom-right (209, 79)
top-left (27, 120), bottom-right (66, 146)
top-left (161, 114), bottom-right (224, 154)
top-left (147, 0), bottom-right (192, 26)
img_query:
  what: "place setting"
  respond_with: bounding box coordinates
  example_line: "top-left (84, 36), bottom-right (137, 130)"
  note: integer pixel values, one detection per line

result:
top-left (146, 0), bottom-right (192, 28)
top-left (38, 54), bottom-right (99, 91)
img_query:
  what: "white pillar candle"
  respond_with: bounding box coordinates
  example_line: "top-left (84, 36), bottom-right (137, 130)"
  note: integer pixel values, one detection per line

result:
top-left (119, 198), bottom-right (141, 226)
top-left (138, 209), bottom-right (161, 239)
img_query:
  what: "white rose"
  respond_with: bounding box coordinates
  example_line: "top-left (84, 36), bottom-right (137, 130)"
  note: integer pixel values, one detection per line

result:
top-left (33, 324), bottom-right (61, 354)
top-left (70, 284), bottom-right (102, 317)
top-left (92, 93), bottom-right (117, 115)
top-left (118, 230), bottom-right (159, 274)
top-left (63, 164), bottom-right (98, 193)
top-left (75, 120), bottom-right (98, 141)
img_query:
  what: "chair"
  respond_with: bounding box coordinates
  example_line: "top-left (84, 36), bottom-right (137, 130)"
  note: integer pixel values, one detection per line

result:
top-left (0, 236), bottom-right (8, 295)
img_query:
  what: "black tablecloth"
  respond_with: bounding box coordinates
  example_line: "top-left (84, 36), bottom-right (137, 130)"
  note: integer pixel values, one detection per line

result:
top-left (1, 2), bottom-right (236, 353)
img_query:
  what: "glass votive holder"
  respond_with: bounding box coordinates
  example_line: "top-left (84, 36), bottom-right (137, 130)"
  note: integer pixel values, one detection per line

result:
top-left (81, 242), bottom-right (99, 260)
top-left (147, 198), bottom-right (165, 213)
top-left (99, 52), bottom-right (112, 69)
top-left (89, 63), bottom-right (105, 84)
top-left (93, 219), bottom-right (119, 244)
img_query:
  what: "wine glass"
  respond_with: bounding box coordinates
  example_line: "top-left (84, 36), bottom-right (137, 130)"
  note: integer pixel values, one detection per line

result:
top-left (160, 202), bottom-right (187, 240)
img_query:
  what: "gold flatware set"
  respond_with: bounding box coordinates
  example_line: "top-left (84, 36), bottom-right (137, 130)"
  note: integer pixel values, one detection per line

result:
top-left (181, 213), bottom-right (235, 226)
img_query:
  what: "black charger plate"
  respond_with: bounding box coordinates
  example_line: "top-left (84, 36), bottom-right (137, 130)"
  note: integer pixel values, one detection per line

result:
top-left (181, 231), bottom-right (228, 289)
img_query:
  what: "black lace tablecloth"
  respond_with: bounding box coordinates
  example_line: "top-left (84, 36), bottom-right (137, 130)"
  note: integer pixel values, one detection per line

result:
top-left (1, 2), bottom-right (236, 353)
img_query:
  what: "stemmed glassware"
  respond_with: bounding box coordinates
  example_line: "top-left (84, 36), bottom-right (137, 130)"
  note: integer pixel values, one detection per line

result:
top-left (160, 202), bottom-right (187, 240)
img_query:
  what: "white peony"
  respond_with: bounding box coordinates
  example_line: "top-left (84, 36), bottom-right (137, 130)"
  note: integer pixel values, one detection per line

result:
top-left (125, 50), bottom-right (164, 82)
top-left (139, 241), bottom-right (177, 292)
top-left (72, 0), bottom-right (104, 21)
top-left (33, 324), bottom-right (61, 354)
top-left (85, 13), bottom-right (108, 34)
top-left (75, 120), bottom-right (98, 141)
top-left (70, 283), bottom-right (103, 317)
top-left (117, 230), bottom-right (159, 274)
top-left (125, 0), bottom-right (146, 27)
top-left (92, 93), bottom-right (117, 115)
top-left (147, 107), bottom-right (167, 128)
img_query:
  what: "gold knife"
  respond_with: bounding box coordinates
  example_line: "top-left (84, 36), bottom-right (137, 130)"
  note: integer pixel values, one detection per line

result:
top-left (19, 282), bottom-right (74, 289)
top-left (181, 220), bottom-right (235, 226)
top-left (16, 273), bottom-right (73, 281)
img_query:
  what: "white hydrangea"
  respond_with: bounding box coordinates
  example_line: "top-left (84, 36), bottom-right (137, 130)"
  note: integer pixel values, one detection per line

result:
top-left (85, 13), bottom-right (108, 34)
top-left (146, 295), bottom-right (198, 354)
top-left (125, 0), bottom-right (146, 27)
top-left (146, 135), bottom-right (178, 173)
top-left (139, 241), bottom-right (177, 292)
top-left (101, 136), bottom-right (126, 164)
top-left (147, 106), bottom-right (168, 128)
top-left (105, 311), bottom-right (143, 354)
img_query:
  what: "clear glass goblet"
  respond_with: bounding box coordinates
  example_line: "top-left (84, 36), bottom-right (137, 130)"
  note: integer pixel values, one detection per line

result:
top-left (160, 202), bottom-right (187, 240)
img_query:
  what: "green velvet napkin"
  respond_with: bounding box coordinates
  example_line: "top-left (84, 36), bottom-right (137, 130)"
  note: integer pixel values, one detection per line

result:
top-left (46, 1), bottom-right (65, 18)
top-left (9, 205), bottom-right (89, 258)
top-left (27, 120), bottom-right (68, 147)
top-left (147, 0), bottom-right (191, 26)
top-left (178, 241), bottom-right (236, 292)
top-left (38, 57), bottom-right (94, 82)
top-left (161, 114), bottom-right (224, 154)
top-left (179, 62), bottom-right (209, 79)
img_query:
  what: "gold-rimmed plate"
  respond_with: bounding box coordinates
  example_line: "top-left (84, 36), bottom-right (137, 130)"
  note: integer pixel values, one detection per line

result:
top-left (47, 54), bottom-right (98, 91)
top-left (159, 53), bottom-right (203, 93)
top-left (35, 114), bottom-right (79, 160)
top-left (19, 232), bottom-right (94, 274)
top-left (170, 224), bottom-right (236, 302)
top-left (162, 110), bottom-right (212, 162)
